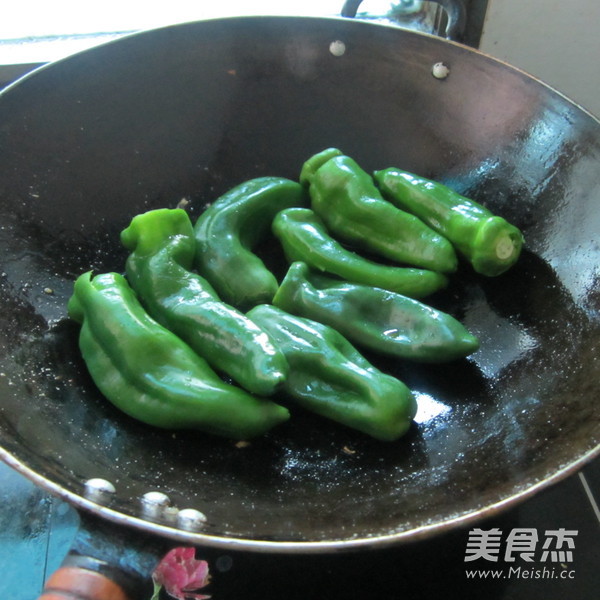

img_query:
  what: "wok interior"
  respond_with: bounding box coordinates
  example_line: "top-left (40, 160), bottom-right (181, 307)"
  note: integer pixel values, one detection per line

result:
top-left (0, 16), bottom-right (598, 547)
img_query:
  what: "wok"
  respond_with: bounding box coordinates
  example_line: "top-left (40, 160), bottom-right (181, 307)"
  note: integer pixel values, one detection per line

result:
top-left (0, 13), bottom-right (599, 598)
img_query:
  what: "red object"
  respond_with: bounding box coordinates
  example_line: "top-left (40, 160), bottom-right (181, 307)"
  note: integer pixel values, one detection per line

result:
top-left (40, 567), bottom-right (130, 600)
top-left (152, 547), bottom-right (211, 600)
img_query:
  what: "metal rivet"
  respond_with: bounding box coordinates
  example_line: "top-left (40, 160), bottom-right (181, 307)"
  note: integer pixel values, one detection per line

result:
top-left (329, 40), bottom-right (346, 57)
top-left (140, 491), bottom-right (172, 521)
top-left (432, 62), bottom-right (450, 79)
top-left (83, 478), bottom-right (116, 504)
top-left (177, 508), bottom-right (208, 531)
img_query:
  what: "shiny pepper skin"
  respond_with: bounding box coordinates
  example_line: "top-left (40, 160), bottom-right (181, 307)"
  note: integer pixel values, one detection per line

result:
top-left (303, 150), bottom-right (458, 273)
top-left (272, 207), bottom-right (448, 298)
top-left (120, 208), bottom-right (289, 396)
top-left (193, 177), bottom-right (308, 309)
top-left (248, 304), bottom-right (417, 441)
top-left (374, 168), bottom-right (524, 276)
top-left (67, 271), bottom-right (290, 439)
top-left (273, 262), bottom-right (480, 363)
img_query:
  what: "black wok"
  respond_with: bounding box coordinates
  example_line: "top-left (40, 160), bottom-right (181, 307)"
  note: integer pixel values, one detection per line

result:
top-left (0, 13), bottom-right (598, 598)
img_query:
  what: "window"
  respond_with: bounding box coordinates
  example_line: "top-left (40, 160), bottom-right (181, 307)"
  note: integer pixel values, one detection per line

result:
top-left (0, 1), bottom-right (346, 65)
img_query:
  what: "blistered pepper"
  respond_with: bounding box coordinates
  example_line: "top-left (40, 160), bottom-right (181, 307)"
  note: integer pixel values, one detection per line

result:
top-left (67, 271), bottom-right (290, 439)
top-left (194, 177), bottom-right (308, 309)
top-left (374, 168), bottom-right (524, 276)
top-left (299, 147), bottom-right (344, 186)
top-left (272, 207), bottom-right (448, 298)
top-left (120, 208), bottom-right (288, 396)
top-left (247, 304), bottom-right (417, 441)
top-left (302, 150), bottom-right (458, 273)
top-left (273, 262), bottom-right (479, 363)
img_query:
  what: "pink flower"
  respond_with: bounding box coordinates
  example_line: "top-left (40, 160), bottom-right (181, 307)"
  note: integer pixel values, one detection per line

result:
top-left (151, 547), bottom-right (211, 600)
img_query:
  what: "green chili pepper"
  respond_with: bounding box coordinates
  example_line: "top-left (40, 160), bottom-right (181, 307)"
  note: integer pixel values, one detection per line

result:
top-left (299, 147), bottom-right (344, 186)
top-left (247, 304), bottom-right (417, 441)
top-left (273, 262), bottom-right (479, 363)
top-left (120, 208), bottom-right (289, 396)
top-left (374, 168), bottom-right (524, 276)
top-left (273, 207), bottom-right (448, 298)
top-left (67, 271), bottom-right (290, 439)
top-left (194, 177), bottom-right (308, 309)
top-left (305, 152), bottom-right (458, 273)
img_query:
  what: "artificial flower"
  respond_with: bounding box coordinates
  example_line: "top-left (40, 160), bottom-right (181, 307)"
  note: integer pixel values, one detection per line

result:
top-left (151, 546), bottom-right (211, 600)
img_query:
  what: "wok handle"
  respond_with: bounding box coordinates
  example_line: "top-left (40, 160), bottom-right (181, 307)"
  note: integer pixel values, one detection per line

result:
top-left (38, 566), bottom-right (131, 600)
top-left (341, 0), bottom-right (467, 41)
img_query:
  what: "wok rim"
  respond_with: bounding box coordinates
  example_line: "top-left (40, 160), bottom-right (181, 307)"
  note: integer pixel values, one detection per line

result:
top-left (1, 443), bottom-right (598, 553)
top-left (2, 13), bottom-right (600, 124)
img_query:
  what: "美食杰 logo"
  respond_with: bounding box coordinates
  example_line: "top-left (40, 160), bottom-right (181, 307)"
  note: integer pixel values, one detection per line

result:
top-left (464, 527), bottom-right (577, 580)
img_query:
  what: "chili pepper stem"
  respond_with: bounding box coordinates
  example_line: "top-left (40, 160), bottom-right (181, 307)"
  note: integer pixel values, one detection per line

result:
top-left (495, 234), bottom-right (518, 260)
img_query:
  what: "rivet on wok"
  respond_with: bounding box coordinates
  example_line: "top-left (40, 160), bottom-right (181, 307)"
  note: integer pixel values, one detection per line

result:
top-left (83, 478), bottom-right (116, 504)
top-left (329, 40), bottom-right (346, 57)
top-left (177, 508), bottom-right (208, 531)
top-left (432, 62), bottom-right (450, 79)
top-left (140, 491), bottom-right (172, 521)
